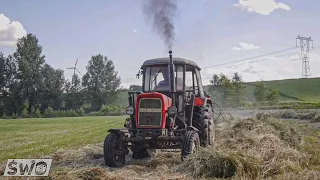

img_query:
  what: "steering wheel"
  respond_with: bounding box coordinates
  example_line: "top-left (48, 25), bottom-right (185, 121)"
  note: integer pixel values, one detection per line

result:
top-left (185, 86), bottom-right (199, 102)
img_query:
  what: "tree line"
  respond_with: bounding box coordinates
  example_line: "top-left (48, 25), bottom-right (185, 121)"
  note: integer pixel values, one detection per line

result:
top-left (208, 73), bottom-right (279, 108)
top-left (0, 33), bottom-right (121, 118)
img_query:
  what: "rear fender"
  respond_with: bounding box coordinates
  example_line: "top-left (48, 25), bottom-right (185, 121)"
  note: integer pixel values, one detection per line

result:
top-left (194, 97), bottom-right (213, 107)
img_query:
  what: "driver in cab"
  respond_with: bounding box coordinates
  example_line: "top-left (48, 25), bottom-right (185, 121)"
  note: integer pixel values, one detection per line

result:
top-left (154, 67), bottom-right (183, 91)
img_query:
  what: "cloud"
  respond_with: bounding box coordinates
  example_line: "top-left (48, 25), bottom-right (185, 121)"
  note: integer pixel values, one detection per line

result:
top-left (132, 29), bottom-right (137, 33)
top-left (231, 42), bottom-right (260, 51)
top-left (233, 0), bottom-right (291, 15)
top-left (231, 46), bottom-right (241, 51)
top-left (0, 14), bottom-right (27, 47)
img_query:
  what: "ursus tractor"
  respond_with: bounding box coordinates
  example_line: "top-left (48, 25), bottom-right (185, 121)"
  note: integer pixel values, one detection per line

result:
top-left (104, 51), bottom-right (215, 167)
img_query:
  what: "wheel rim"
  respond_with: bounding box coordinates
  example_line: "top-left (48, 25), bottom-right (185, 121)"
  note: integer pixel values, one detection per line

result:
top-left (112, 136), bottom-right (124, 165)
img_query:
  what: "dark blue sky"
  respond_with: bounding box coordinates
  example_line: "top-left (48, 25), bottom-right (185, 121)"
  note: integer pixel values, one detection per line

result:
top-left (1, 0), bottom-right (320, 87)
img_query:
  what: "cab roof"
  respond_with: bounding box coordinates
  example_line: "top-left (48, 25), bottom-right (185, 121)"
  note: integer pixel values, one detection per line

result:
top-left (141, 57), bottom-right (201, 70)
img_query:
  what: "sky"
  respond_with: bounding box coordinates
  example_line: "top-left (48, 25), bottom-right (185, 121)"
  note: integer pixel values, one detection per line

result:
top-left (1, 0), bottom-right (320, 88)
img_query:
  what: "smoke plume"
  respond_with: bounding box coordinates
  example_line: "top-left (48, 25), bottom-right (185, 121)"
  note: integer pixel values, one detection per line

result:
top-left (143, 0), bottom-right (177, 50)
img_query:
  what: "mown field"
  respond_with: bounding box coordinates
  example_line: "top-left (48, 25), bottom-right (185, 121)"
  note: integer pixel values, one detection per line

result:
top-left (0, 116), bottom-right (125, 163)
top-left (0, 111), bottom-right (320, 179)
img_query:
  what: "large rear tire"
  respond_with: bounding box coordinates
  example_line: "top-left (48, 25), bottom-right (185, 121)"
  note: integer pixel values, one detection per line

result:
top-left (207, 105), bottom-right (215, 146)
top-left (181, 130), bottom-right (200, 161)
top-left (103, 133), bottom-right (126, 167)
top-left (193, 104), bottom-right (215, 147)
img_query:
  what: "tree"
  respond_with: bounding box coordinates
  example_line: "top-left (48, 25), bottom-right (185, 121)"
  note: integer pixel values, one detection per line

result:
top-left (254, 81), bottom-right (267, 103)
top-left (220, 74), bottom-right (236, 107)
top-left (267, 89), bottom-right (279, 105)
top-left (0, 54), bottom-right (20, 115)
top-left (0, 53), bottom-right (5, 115)
top-left (64, 74), bottom-right (84, 110)
top-left (40, 64), bottom-right (65, 111)
top-left (232, 72), bottom-right (246, 106)
top-left (82, 54), bottom-right (121, 110)
top-left (129, 85), bottom-right (142, 91)
top-left (0, 53), bottom-right (5, 91)
top-left (13, 33), bottom-right (46, 113)
top-left (208, 73), bottom-right (236, 107)
top-left (209, 74), bottom-right (220, 86)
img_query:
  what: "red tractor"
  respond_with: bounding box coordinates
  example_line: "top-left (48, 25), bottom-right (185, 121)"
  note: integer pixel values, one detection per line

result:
top-left (103, 51), bottom-right (215, 167)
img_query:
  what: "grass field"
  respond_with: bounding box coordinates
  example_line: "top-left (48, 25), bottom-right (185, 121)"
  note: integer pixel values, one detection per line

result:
top-left (0, 116), bottom-right (125, 163)
top-left (0, 112), bottom-right (320, 179)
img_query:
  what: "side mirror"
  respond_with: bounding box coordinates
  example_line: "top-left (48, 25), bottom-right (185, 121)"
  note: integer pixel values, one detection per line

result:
top-left (136, 69), bottom-right (143, 79)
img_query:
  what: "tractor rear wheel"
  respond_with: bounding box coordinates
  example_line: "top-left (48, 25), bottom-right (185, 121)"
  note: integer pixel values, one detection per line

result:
top-left (181, 130), bottom-right (200, 161)
top-left (103, 133), bottom-right (126, 167)
top-left (193, 104), bottom-right (215, 147)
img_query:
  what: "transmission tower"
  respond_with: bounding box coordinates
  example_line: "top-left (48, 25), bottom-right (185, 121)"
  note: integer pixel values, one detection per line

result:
top-left (296, 35), bottom-right (313, 78)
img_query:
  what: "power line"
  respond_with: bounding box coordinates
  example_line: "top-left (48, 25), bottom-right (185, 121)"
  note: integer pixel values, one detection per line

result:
top-left (202, 47), bottom-right (298, 69)
top-left (225, 51), bottom-right (301, 68)
top-left (120, 46), bottom-right (320, 82)
top-left (120, 47), bottom-right (298, 82)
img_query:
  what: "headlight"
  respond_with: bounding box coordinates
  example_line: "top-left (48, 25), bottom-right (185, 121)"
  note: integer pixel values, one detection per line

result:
top-left (168, 106), bottom-right (177, 116)
top-left (126, 106), bottom-right (134, 115)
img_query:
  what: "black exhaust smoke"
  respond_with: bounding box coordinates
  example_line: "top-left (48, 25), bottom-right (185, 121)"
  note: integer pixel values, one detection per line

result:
top-left (142, 0), bottom-right (177, 50)
top-left (143, 0), bottom-right (177, 106)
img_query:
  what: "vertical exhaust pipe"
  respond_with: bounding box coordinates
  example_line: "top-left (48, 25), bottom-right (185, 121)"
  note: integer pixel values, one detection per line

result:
top-left (169, 50), bottom-right (176, 107)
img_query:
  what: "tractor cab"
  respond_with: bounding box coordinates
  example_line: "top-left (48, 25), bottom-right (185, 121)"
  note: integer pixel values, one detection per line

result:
top-left (103, 51), bottom-right (215, 167)
top-left (137, 57), bottom-right (206, 127)
top-left (140, 57), bottom-right (204, 95)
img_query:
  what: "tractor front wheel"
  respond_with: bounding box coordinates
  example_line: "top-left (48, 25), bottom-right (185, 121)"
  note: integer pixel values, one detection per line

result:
top-left (103, 133), bottom-right (126, 167)
top-left (181, 130), bottom-right (200, 161)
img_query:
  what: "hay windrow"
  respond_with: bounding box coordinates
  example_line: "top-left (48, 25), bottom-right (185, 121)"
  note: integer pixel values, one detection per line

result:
top-left (177, 117), bottom-right (312, 179)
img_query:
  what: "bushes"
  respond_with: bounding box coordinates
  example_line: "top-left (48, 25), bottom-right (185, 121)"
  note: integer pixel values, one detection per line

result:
top-left (43, 107), bottom-right (82, 118)
top-left (0, 104), bottom-right (125, 119)
top-left (35, 108), bottom-right (41, 118)
top-left (99, 105), bottom-right (125, 116)
top-left (44, 106), bottom-right (54, 118)
top-left (76, 108), bottom-right (85, 116)
top-left (21, 108), bottom-right (28, 118)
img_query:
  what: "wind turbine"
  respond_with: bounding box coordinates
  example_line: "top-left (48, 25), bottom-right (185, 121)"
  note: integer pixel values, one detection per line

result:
top-left (66, 58), bottom-right (81, 77)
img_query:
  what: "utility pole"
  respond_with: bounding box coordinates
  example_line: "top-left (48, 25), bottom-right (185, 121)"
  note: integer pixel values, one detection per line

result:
top-left (296, 35), bottom-right (313, 78)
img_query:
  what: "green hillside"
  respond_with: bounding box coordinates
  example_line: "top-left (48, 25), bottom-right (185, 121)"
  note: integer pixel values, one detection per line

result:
top-left (115, 77), bottom-right (320, 107)
top-left (244, 77), bottom-right (320, 102)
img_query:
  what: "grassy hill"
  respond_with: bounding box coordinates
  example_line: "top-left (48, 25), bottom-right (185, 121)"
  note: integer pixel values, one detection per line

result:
top-left (243, 77), bottom-right (320, 102)
top-left (115, 77), bottom-right (320, 107)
